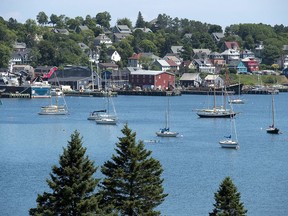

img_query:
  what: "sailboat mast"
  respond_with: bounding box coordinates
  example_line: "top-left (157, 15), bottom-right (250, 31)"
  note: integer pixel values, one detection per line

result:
top-left (272, 93), bottom-right (275, 126)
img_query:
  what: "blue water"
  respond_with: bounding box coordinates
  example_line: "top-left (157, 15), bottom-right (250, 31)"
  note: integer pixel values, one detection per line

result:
top-left (1, 94), bottom-right (288, 216)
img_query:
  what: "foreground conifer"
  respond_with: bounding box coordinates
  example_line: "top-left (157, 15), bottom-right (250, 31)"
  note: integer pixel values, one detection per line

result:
top-left (99, 124), bottom-right (167, 216)
top-left (29, 130), bottom-right (102, 215)
top-left (209, 176), bottom-right (247, 216)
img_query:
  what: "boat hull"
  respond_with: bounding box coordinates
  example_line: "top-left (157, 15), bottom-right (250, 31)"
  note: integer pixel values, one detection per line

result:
top-left (38, 105), bottom-right (68, 115)
top-left (197, 111), bottom-right (236, 118)
top-left (156, 131), bottom-right (178, 137)
top-left (266, 127), bottom-right (279, 134)
top-left (95, 118), bottom-right (117, 125)
top-left (219, 140), bottom-right (239, 149)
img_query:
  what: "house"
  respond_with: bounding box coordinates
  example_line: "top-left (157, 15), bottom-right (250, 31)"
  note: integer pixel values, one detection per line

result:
top-left (221, 49), bottom-right (240, 63)
top-left (112, 25), bottom-right (132, 34)
top-left (240, 49), bottom-right (255, 59)
top-left (193, 49), bottom-right (211, 58)
top-left (75, 25), bottom-right (89, 33)
top-left (228, 60), bottom-right (248, 74)
top-left (209, 52), bottom-right (226, 66)
top-left (253, 41), bottom-right (264, 58)
top-left (152, 60), bottom-right (170, 71)
top-left (204, 74), bottom-right (224, 88)
top-left (129, 70), bottom-right (175, 90)
top-left (94, 34), bottom-right (113, 47)
top-left (113, 33), bottom-right (131, 43)
top-left (163, 55), bottom-right (182, 66)
top-left (179, 73), bottom-right (202, 87)
top-left (223, 41), bottom-right (240, 51)
top-left (165, 59), bottom-right (178, 72)
top-left (170, 46), bottom-right (183, 54)
top-left (133, 27), bottom-right (152, 33)
top-left (241, 58), bottom-right (259, 73)
top-left (179, 60), bottom-right (196, 74)
top-left (98, 63), bottom-right (119, 71)
top-left (127, 53), bottom-right (161, 68)
top-left (211, 32), bottom-right (225, 43)
top-left (52, 28), bottom-right (69, 35)
top-left (107, 50), bottom-right (121, 63)
top-left (193, 59), bottom-right (215, 73)
top-left (14, 42), bottom-right (26, 52)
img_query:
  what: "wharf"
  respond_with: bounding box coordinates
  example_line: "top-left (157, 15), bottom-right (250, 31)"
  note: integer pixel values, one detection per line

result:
top-left (64, 91), bottom-right (117, 97)
top-left (0, 93), bottom-right (31, 98)
top-left (115, 90), bottom-right (181, 96)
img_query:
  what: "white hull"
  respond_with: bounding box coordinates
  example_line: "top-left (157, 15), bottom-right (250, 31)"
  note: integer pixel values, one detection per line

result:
top-left (95, 117), bottom-right (117, 125)
top-left (156, 131), bottom-right (178, 137)
top-left (229, 99), bottom-right (244, 104)
top-left (38, 105), bottom-right (68, 115)
top-left (219, 140), bottom-right (239, 149)
top-left (88, 113), bottom-right (117, 121)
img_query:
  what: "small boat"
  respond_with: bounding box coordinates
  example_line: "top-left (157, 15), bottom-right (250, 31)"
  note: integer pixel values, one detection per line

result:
top-left (266, 92), bottom-right (279, 134)
top-left (229, 79), bottom-right (244, 104)
top-left (87, 109), bottom-right (116, 120)
top-left (156, 96), bottom-right (178, 137)
top-left (219, 104), bottom-right (239, 149)
top-left (95, 96), bottom-right (118, 125)
top-left (95, 117), bottom-right (117, 125)
top-left (38, 104), bottom-right (68, 115)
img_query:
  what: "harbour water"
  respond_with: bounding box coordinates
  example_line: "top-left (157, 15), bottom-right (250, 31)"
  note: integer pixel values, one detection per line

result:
top-left (1, 94), bottom-right (288, 215)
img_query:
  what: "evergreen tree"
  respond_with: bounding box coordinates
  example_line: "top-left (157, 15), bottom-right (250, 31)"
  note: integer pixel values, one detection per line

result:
top-left (99, 124), bottom-right (167, 216)
top-left (135, 11), bottom-right (145, 28)
top-left (29, 131), bottom-right (102, 215)
top-left (98, 43), bottom-right (109, 63)
top-left (209, 177), bottom-right (247, 216)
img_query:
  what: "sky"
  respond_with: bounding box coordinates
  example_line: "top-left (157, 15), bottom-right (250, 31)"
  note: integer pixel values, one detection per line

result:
top-left (1, 0), bottom-right (288, 30)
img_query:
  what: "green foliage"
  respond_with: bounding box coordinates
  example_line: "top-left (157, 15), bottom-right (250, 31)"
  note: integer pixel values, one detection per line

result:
top-left (135, 11), bottom-right (145, 28)
top-left (209, 177), bottom-right (247, 216)
top-left (29, 131), bottom-right (103, 215)
top-left (117, 18), bottom-right (133, 29)
top-left (36, 11), bottom-right (48, 25)
top-left (99, 124), bottom-right (168, 216)
top-left (95, 11), bottom-right (111, 29)
top-left (0, 42), bottom-right (12, 68)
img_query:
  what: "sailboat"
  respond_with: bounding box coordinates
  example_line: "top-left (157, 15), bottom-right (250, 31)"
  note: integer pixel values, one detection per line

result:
top-left (95, 94), bottom-right (118, 125)
top-left (219, 104), bottom-right (239, 149)
top-left (156, 96), bottom-right (178, 137)
top-left (38, 90), bottom-right (68, 115)
top-left (196, 85), bottom-right (237, 118)
top-left (266, 92), bottom-right (279, 134)
top-left (229, 78), bottom-right (244, 104)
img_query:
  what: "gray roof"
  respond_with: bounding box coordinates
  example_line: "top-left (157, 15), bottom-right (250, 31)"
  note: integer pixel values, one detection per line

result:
top-left (171, 46), bottom-right (183, 54)
top-left (180, 73), bottom-right (200, 81)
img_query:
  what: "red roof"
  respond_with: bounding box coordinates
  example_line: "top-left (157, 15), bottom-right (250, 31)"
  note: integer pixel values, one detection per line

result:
top-left (225, 41), bottom-right (239, 49)
top-left (128, 53), bottom-right (141, 60)
top-left (166, 59), bottom-right (178, 67)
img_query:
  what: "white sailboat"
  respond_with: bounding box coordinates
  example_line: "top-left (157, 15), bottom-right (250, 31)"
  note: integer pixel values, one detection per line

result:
top-left (38, 92), bottom-right (68, 115)
top-left (219, 104), bottom-right (239, 149)
top-left (95, 94), bottom-right (118, 125)
top-left (229, 78), bottom-right (244, 104)
top-left (196, 86), bottom-right (237, 118)
top-left (156, 96), bottom-right (178, 137)
top-left (266, 92), bottom-right (279, 134)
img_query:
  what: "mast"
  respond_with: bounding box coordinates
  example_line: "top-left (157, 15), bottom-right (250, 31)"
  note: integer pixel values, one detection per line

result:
top-left (272, 93), bottom-right (275, 127)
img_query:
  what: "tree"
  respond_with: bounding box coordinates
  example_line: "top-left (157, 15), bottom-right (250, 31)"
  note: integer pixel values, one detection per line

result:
top-left (98, 43), bottom-right (109, 63)
top-left (36, 11), bottom-right (48, 25)
top-left (29, 131), bottom-right (102, 215)
top-left (135, 11), bottom-right (145, 28)
top-left (209, 177), bottom-right (247, 216)
top-left (95, 11), bottom-right (111, 29)
top-left (117, 18), bottom-right (133, 29)
top-left (99, 124), bottom-right (168, 216)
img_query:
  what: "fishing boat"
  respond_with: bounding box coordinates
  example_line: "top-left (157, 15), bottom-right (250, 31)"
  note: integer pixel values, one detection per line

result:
top-left (266, 92), bottom-right (279, 134)
top-left (219, 105), bottom-right (239, 149)
top-left (156, 96), bottom-right (178, 137)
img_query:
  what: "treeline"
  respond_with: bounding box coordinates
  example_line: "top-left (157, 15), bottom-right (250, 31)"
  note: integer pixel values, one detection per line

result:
top-left (29, 124), bottom-right (247, 215)
top-left (0, 11), bottom-right (288, 69)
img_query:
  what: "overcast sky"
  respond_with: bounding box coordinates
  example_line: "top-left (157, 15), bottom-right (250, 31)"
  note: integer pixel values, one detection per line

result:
top-left (1, 0), bottom-right (287, 29)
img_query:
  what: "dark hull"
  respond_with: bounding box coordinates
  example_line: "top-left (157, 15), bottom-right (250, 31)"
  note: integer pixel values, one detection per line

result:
top-left (266, 128), bottom-right (279, 134)
top-left (197, 112), bottom-right (236, 118)
top-left (0, 85), bottom-right (31, 94)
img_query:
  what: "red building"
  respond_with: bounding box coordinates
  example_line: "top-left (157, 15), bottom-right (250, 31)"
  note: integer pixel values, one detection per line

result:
top-left (242, 58), bottom-right (259, 72)
top-left (129, 70), bottom-right (175, 90)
